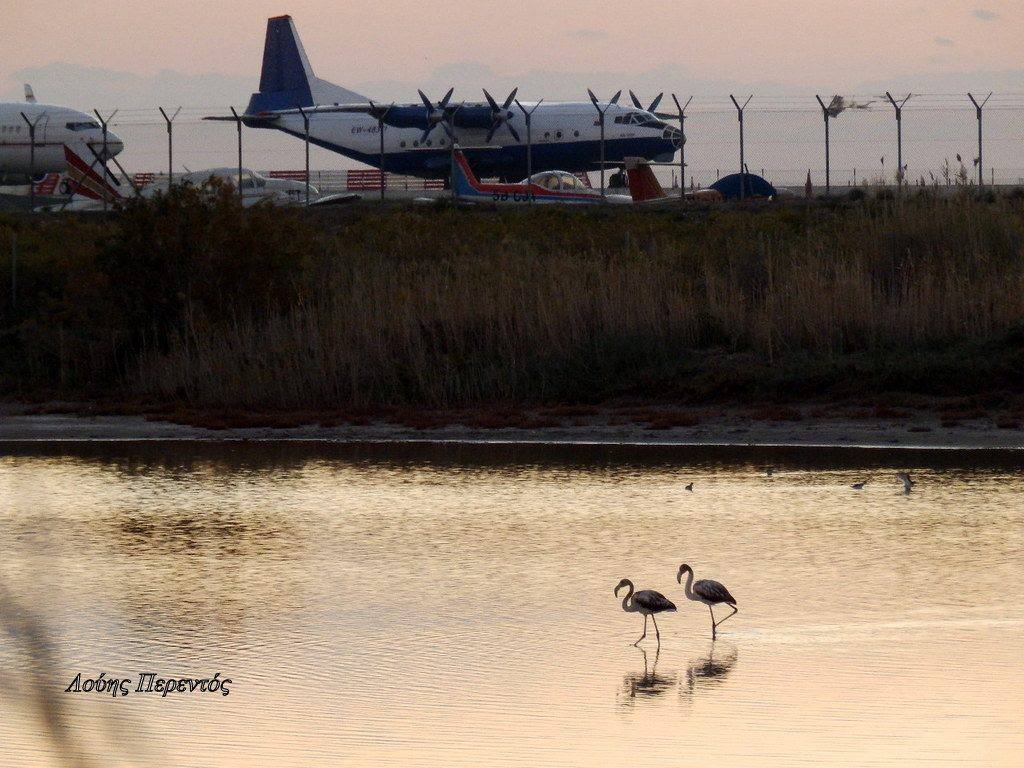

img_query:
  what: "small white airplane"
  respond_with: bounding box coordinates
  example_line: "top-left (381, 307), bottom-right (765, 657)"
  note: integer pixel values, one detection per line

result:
top-left (210, 15), bottom-right (681, 181)
top-left (0, 85), bottom-right (124, 186)
top-left (175, 168), bottom-right (358, 206)
top-left (450, 148), bottom-right (632, 205)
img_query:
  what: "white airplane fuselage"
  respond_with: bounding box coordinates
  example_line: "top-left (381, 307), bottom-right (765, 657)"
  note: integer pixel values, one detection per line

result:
top-left (255, 101), bottom-right (679, 180)
top-left (0, 102), bottom-right (123, 182)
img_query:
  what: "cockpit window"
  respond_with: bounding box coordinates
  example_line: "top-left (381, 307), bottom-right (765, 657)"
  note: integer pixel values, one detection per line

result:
top-left (65, 121), bottom-right (101, 131)
top-left (527, 172), bottom-right (560, 190)
top-left (615, 112), bottom-right (660, 127)
top-left (557, 173), bottom-right (582, 189)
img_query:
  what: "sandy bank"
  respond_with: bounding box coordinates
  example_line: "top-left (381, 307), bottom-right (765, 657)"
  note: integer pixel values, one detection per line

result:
top-left (1, 405), bottom-right (1022, 449)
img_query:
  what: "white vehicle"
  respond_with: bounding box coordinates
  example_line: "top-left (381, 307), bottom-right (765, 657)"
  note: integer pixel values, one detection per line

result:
top-left (0, 84), bottom-right (124, 185)
top-left (178, 168), bottom-right (318, 207)
top-left (210, 16), bottom-right (681, 182)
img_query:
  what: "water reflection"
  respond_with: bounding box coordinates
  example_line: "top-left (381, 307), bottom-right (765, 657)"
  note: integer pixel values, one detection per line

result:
top-left (1, 443), bottom-right (1022, 767)
top-left (681, 641), bottom-right (738, 697)
top-left (0, 579), bottom-right (151, 768)
top-left (618, 646), bottom-right (677, 706)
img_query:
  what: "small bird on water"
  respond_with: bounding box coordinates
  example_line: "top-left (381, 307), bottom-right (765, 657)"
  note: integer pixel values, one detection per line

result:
top-left (685, 482), bottom-right (694, 491)
top-left (766, 467), bottom-right (775, 477)
top-left (897, 472), bottom-right (915, 494)
top-left (615, 579), bottom-right (677, 646)
top-left (677, 564), bottom-right (738, 640)
top-left (851, 481), bottom-right (867, 490)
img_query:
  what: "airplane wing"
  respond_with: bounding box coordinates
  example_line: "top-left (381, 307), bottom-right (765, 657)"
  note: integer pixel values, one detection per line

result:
top-left (268, 103), bottom-right (382, 116)
top-left (203, 114), bottom-right (280, 126)
top-left (204, 104), bottom-right (386, 121)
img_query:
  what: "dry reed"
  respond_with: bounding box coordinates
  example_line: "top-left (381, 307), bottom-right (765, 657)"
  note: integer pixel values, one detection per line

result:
top-left (131, 197), bottom-right (1024, 409)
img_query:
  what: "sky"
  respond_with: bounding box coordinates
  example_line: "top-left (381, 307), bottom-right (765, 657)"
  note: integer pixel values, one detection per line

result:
top-left (2, 0), bottom-right (1023, 108)
top-left (2, 1), bottom-right (1021, 180)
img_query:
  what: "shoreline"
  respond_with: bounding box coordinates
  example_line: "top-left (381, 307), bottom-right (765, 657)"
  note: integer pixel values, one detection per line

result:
top-left (2, 405), bottom-right (1023, 450)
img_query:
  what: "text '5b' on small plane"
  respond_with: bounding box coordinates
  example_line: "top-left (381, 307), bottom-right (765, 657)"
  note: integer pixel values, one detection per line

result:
top-left (206, 15), bottom-right (682, 182)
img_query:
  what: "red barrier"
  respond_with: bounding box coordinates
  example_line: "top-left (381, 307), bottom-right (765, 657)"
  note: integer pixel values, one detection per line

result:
top-left (32, 173), bottom-right (60, 196)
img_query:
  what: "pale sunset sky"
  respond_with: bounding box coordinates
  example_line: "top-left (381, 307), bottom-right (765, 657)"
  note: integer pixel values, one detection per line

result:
top-left (2, 1), bottom-right (1022, 107)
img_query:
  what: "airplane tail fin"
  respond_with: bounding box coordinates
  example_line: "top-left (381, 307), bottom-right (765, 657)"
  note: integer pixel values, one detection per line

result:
top-left (624, 158), bottom-right (666, 202)
top-left (451, 149), bottom-right (482, 196)
top-left (246, 15), bottom-right (368, 114)
top-left (62, 145), bottom-right (121, 203)
top-left (24, 84), bottom-right (36, 103)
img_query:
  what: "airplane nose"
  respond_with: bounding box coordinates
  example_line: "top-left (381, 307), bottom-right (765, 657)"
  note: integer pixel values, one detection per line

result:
top-left (106, 132), bottom-right (125, 157)
top-left (88, 132), bottom-right (124, 159)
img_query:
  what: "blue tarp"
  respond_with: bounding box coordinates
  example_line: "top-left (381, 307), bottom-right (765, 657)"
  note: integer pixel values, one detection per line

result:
top-left (710, 173), bottom-right (777, 200)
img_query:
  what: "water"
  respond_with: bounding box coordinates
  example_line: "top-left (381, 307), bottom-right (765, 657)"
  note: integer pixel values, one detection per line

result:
top-left (1, 443), bottom-right (1022, 767)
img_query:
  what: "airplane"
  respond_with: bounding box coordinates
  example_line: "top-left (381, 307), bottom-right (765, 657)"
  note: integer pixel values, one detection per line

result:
top-left (38, 145), bottom-right (357, 211)
top-left (450, 147), bottom-right (632, 205)
top-left (211, 15), bottom-right (681, 182)
top-left (0, 85), bottom-right (124, 186)
top-left (623, 157), bottom-right (724, 205)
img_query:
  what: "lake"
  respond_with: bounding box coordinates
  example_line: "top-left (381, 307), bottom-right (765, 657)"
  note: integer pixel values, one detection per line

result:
top-left (1, 442), bottom-right (1022, 767)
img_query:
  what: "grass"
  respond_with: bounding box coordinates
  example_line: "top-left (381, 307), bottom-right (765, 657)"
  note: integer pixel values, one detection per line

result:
top-left (2, 187), bottom-right (1023, 414)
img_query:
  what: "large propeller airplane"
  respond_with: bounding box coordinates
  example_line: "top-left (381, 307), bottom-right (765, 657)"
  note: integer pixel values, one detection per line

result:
top-left (210, 15), bottom-right (682, 181)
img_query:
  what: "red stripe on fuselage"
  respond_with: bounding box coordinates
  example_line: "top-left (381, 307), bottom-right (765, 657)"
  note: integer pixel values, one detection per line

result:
top-left (455, 151), bottom-right (600, 202)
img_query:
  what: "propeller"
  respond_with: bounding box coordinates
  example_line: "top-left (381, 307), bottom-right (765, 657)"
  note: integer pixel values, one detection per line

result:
top-left (483, 87), bottom-right (520, 143)
top-left (417, 88), bottom-right (458, 142)
top-left (587, 89), bottom-right (622, 109)
top-left (629, 90), bottom-right (663, 113)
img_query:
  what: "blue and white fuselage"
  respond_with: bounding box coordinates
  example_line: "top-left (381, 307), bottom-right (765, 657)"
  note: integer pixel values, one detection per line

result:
top-left (233, 16), bottom-right (680, 181)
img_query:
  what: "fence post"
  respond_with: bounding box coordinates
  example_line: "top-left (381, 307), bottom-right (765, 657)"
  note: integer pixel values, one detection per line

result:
top-left (671, 94), bottom-right (692, 200)
top-left (815, 95), bottom-right (832, 194)
top-left (9, 231), bottom-right (16, 312)
top-left (229, 107), bottom-right (243, 202)
top-left (158, 107), bottom-right (181, 191)
top-left (730, 95), bottom-right (752, 199)
top-left (298, 106), bottom-right (311, 206)
top-left (967, 92), bottom-right (992, 189)
top-left (365, 101), bottom-right (393, 202)
top-left (19, 113), bottom-right (42, 211)
top-left (515, 99), bottom-right (543, 201)
top-left (587, 90), bottom-right (622, 200)
top-left (885, 92), bottom-right (911, 191)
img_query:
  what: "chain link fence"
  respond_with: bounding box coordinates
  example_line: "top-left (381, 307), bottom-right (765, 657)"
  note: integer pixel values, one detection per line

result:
top-left (35, 93), bottom-right (1024, 193)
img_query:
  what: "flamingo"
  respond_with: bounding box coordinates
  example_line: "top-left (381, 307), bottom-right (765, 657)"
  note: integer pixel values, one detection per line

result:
top-left (614, 579), bottom-right (676, 646)
top-left (677, 564), bottom-right (738, 640)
